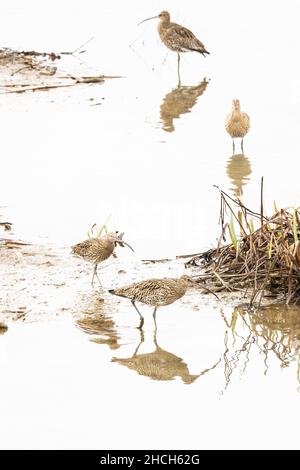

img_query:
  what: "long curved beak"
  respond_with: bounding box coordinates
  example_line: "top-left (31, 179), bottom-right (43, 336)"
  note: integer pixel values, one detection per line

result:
top-left (116, 239), bottom-right (134, 252)
top-left (138, 15), bottom-right (158, 26)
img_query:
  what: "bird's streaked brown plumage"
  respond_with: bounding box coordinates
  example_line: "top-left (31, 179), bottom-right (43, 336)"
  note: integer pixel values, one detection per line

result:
top-left (109, 274), bottom-right (193, 328)
top-left (72, 236), bottom-right (115, 264)
top-left (139, 11), bottom-right (209, 85)
top-left (110, 275), bottom-right (190, 306)
top-left (225, 99), bottom-right (250, 153)
top-left (156, 11), bottom-right (209, 56)
top-left (72, 231), bottom-right (133, 287)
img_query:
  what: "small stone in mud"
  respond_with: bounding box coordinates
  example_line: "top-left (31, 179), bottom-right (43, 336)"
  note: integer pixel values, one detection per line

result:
top-left (118, 270), bottom-right (126, 275)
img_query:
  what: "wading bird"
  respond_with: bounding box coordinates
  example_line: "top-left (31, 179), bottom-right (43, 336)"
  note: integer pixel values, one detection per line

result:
top-left (138, 11), bottom-right (209, 85)
top-left (72, 231), bottom-right (134, 288)
top-left (225, 99), bottom-right (250, 153)
top-left (109, 274), bottom-right (194, 329)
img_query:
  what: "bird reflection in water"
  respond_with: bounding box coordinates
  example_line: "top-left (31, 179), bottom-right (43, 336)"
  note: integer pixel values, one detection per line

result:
top-left (220, 305), bottom-right (300, 392)
top-left (112, 325), bottom-right (220, 385)
top-left (76, 302), bottom-right (220, 384)
top-left (76, 300), bottom-right (121, 350)
top-left (226, 153), bottom-right (252, 197)
top-left (160, 78), bottom-right (209, 133)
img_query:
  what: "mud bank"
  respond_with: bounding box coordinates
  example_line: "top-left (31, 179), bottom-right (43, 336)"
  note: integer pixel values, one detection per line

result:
top-left (0, 234), bottom-right (265, 330)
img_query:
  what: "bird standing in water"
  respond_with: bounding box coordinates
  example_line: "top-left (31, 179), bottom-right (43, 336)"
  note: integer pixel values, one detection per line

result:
top-left (225, 99), bottom-right (250, 153)
top-left (109, 274), bottom-right (194, 329)
top-left (139, 11), bottom-right (209, 85)
top-left (72, 231), bottom-right (134, 287)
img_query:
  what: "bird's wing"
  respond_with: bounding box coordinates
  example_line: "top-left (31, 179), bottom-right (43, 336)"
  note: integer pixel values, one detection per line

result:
top-left (136, 279), bottom-right (166, 290)
top-left (243, 113), bottom-right (251, 128)
top-left (225, 112), bottom-right (233, 128)
top-left (169, 23), bottom-right (198, 40)
top-left (124, 279), bottom-right (168, 296)
top-left (72, 237), bottom-right (103, 255)
top-left (72, 239), bottom-right (90, 252)
top-left (165, 24), bottom-right (207, 52)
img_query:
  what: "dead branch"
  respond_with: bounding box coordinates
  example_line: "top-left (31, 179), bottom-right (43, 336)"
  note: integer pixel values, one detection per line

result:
top-left (0, 74), bottom-right (121, 95)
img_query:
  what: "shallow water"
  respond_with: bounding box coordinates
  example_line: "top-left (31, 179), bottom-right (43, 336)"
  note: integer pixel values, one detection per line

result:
top-left (0, 303), bottom-right (299, 449)
top-left (2, 0), bottom-right (300, 257)
top-left (1, 0), bottom-right (300, 449)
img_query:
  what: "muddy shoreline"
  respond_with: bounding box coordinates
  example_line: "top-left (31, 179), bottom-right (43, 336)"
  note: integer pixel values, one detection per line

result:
top-left (0, 233), bottom-right (268, 329)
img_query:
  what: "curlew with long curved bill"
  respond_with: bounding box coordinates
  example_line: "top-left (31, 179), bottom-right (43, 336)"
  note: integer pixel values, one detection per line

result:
top-left (138, 11), bottom-right (209, 85)
top-left (72, 231), bottom-right (134, 288)
top-left (109, 274), bottom-right (194, 329)
top-left (225, 99), bottom-right (250, 153)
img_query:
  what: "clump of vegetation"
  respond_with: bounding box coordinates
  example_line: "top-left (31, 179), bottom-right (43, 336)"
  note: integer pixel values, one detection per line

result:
top-left (188, 180), bottom-right (300, 306)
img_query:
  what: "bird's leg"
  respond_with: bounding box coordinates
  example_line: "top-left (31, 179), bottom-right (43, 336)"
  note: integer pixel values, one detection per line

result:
top-left (232, 139), bottom-right (235, 154)
top-left (153, 307), bottom-right (158, 334)
top-left (133, 328), bottom-right (145, 357)
top-left (91, 263), bottom-right (102, 288)
top-left (241, 138), bottom-right (244, 153)
top-left (177, 53), bottom-right (181, 87)
top-left (131, 300), bottom-right (144, 329)
top-left (91, 263), bottom-right (97, 287)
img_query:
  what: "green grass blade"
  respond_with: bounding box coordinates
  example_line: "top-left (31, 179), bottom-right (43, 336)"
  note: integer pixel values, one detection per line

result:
top-left (229, 215), bottom-right (237, 250)
top-left (293, 208), bottom-right (298, 242)
top-left (268, 233), bottom-right (273, 259)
